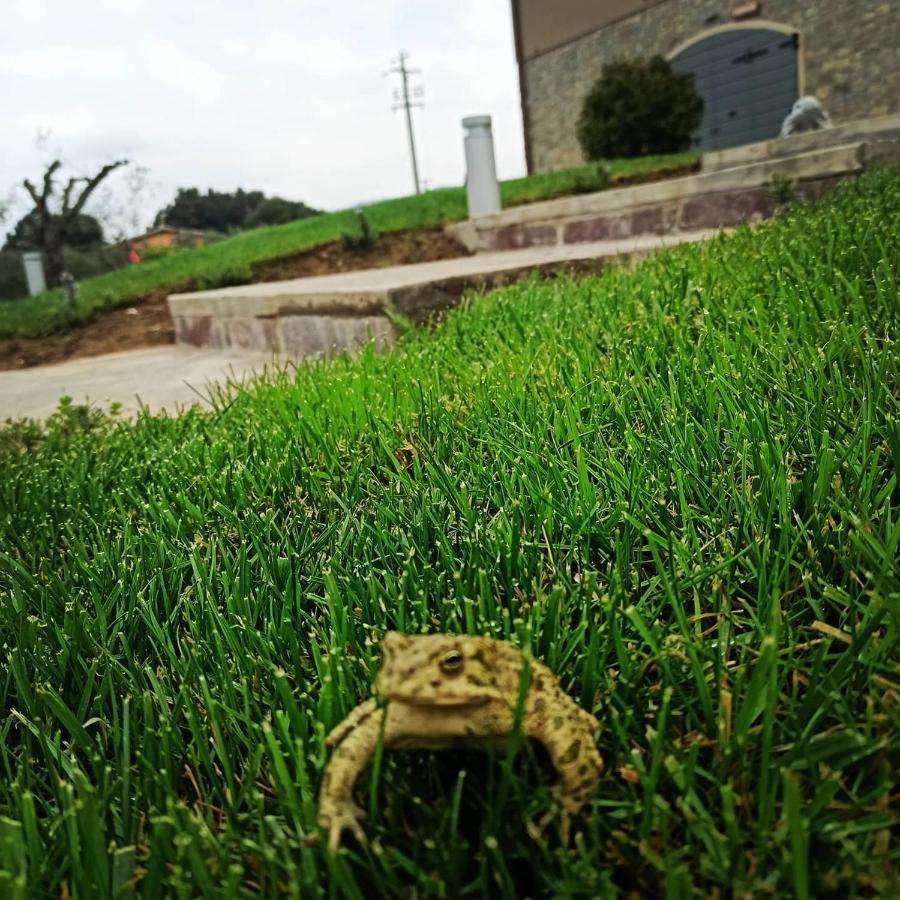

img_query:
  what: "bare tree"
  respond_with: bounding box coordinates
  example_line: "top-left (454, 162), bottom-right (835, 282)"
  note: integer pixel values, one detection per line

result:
top-left (22, 158), bottom-right (128, 286)
top-left (90, 164), bottom-right (155, 243)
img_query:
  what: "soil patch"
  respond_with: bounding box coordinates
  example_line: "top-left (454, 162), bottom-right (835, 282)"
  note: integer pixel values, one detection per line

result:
top-left (251, 228), bottom-right (470, 282)
top-left (0, 229), bottom-right (469, 371)
top-left (608, 162), bottom-right (700, 189)
top-left (0, 291), bottom-right (176, 371)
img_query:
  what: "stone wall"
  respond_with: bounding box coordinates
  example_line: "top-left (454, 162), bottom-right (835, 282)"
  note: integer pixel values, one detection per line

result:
top-left (523, 0), bottom-right (900, 172)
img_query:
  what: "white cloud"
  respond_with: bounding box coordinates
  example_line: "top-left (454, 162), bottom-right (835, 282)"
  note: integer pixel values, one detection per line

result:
top-left (0, 0), bottom-right (525, 234)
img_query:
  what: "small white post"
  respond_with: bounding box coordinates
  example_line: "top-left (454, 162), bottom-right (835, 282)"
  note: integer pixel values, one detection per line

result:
top-left (22, 251), bottom-right (47, 296)
top-left (463, 115), bottom-right (501, 218)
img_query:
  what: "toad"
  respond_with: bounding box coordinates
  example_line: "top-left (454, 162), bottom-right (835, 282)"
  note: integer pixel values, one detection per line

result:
top-left (318, 632), bottom-right (603, 849)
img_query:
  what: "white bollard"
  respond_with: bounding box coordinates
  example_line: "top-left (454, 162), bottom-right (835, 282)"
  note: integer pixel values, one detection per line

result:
top-left (22, 251), bottom-right (47, 296)
top-left (463, 115), bottom-right (501, 219)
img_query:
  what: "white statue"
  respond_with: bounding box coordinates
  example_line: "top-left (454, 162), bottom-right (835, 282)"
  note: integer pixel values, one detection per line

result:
top-left (781, 96), bottom-right (832, 138)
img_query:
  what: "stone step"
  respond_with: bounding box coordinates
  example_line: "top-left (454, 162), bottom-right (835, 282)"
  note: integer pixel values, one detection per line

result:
top-left (168, 122), bottom-right (900, 360)
top-left (447, 136), bottom-right (900, 253)
top-left (701, 112), bottom-right (900, 173)
top-left (168, 231), bottom-right (715, 357)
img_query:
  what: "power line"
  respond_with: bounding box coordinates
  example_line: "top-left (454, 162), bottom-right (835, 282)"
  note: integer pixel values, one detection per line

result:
top-left (385, 50), bottom-right (424, 195)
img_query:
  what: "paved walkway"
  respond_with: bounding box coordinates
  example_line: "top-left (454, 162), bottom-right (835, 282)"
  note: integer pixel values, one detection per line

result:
top-left (2, 230), bottom-right (722, 423)
top-left (169, 231), bottom-right (718, 318)
top-left (0, 346), bottom-right (275, 421)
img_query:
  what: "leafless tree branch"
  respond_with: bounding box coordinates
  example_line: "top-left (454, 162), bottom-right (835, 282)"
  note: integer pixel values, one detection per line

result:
top-left (39, 159), bottom-right (62, 205)
top-left (22, 178), bottom-right (43, 208)
top-left (61, 177), bottom-right (81, 214)
top-left (66, 160), bottom-right (128, 220)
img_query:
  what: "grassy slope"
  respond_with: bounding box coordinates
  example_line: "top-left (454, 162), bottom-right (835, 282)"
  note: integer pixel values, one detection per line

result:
top-left (0, 170), bottom-right (897, 898)
top-left (0, 154), bottom-right (696, 339)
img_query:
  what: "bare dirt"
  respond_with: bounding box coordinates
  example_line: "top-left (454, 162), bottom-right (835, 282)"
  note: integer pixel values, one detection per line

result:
top-left (0, 291), bottom-right (177, 371)
top-left (252, 228), bottom-right (469, 282)
top-left (0, 228), bottom-right (470, 371)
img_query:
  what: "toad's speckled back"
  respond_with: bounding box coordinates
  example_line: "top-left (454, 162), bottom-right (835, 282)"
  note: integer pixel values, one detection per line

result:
top-left (376, 631), bottom-right (525, 706)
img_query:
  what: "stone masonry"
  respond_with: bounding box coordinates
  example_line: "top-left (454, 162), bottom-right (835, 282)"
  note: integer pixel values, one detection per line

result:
top-left (451, 130), bottom-right (900, 252)
top-left (524, 0), bottom-right (900, 172)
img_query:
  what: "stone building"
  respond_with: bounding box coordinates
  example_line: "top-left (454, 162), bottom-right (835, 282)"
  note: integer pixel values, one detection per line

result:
top-left (510, 0), bottom-right (900, 172)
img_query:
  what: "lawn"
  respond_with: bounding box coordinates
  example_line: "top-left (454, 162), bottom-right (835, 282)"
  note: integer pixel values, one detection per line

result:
top-left (0, 153), bottom-right (696, 340)
top-left (0, 169), bottom-right (897, 898)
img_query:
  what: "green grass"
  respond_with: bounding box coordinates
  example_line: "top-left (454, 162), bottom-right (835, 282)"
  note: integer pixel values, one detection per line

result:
top-left (1, 169), bottom-right (898, 898)
top-left (0, 154), bottom-right (696, 340)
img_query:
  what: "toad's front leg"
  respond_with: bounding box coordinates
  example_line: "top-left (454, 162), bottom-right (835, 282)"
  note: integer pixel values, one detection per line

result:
top-left (319, 700), bottom-right (384, 850)
top-left (527, 708), bottom-right (603, 843)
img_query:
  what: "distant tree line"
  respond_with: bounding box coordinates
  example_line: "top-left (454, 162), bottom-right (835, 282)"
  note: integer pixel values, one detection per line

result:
top-left (2, 163), bottom-right (321, 300)
top-left (4, 209), bottom-right (104, 252)
top-left (153, 188), bottom-right (320, 233)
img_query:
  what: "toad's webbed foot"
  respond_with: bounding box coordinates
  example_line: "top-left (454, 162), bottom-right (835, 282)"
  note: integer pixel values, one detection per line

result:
top-left (527, 785), bottom-right (576, 844)
top-left (319, 799), bottom-right (368, 850)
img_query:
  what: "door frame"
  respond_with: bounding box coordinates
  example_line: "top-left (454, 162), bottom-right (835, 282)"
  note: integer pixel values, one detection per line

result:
top-left (666, 21), bottom-right (806, 96)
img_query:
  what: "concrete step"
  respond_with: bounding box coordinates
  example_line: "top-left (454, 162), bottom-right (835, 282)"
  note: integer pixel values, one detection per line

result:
top-left (167, 117), bottom-right (900, 360)
top-left (448, 135), bottom-right (900, 253)
top-left (168, 231), bottom-right (716, 357)
top-left (701, 112), bottom-right (900, 173)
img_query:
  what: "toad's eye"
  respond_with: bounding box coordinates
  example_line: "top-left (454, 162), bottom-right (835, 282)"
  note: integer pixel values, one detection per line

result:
top-left (439, 651), bottom-right (464, 675)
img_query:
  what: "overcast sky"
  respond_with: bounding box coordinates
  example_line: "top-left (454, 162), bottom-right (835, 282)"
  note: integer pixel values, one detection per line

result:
top-left (1, 0), bottom-right (525, 236)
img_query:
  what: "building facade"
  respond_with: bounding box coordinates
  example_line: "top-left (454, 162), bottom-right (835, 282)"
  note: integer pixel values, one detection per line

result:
top-left (511, 0), bottom-right (900, 172)
top-left (129, 228), bottom-right (215, 251)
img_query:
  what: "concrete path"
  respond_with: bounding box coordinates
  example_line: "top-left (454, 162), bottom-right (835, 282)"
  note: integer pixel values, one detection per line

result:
top-left (169, 231), bottom-right (718, 318)
top-left (0, 346), bottom-right (276, 422)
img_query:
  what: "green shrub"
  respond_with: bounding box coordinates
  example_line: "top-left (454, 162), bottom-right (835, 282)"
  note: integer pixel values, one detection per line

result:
top-left (62, 246), bottom-right (125, 281)
top-left (4, 210), bottom-right (104, 251)
top-left (341, 208), bottom-right (378, 252)
top-left (245, 196), bottom-right (321, 228)
top-left (577, 56), bottom-right (703, 160)
top-left (571, 161), bottom-right (611, 194)
top-left (769, 173), bottom-right (798, 207)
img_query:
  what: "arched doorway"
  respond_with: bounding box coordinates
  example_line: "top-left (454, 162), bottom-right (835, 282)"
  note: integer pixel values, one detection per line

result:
top-left (670, 25), bottom-right (801, 151)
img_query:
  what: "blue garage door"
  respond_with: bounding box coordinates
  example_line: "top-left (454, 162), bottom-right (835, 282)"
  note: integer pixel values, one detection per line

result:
top-left (671, 28), bottom-right (800, 151)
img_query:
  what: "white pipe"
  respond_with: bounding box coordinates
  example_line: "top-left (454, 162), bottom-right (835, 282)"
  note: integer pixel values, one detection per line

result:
top-left (463, 115), bottom-right (501, 218)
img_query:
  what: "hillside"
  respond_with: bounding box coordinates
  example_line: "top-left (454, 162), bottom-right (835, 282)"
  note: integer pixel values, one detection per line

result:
top-left (0, 169), bottom-right (896, 897)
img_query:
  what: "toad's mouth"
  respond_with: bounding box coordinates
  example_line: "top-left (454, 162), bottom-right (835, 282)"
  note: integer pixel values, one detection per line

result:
top-left (382, 693), bottom-right (490, 707)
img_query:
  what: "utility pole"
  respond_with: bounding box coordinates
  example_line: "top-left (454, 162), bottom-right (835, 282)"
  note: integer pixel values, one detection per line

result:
top-left (386, 51), bottom-right (423, 194)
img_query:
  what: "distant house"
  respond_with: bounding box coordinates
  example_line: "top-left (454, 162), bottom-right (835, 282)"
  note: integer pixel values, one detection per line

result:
top-left (128, 227), bottom-right (217, 251)
top-left (510, 0), bottom-right (900, 172)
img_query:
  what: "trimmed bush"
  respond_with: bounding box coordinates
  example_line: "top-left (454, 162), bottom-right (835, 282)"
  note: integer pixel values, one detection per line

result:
top-left (577, 56), bottom-right (703, 160)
